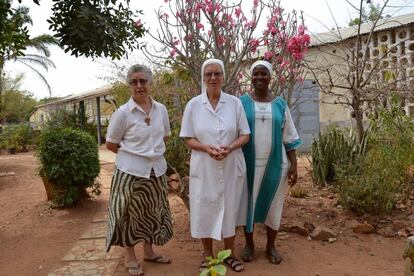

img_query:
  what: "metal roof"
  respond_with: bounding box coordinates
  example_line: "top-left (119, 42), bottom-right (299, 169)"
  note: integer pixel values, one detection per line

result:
top-left (310, 12), bottom-right (414, 47)
top-left (35, 84), bottom-right (114, 108)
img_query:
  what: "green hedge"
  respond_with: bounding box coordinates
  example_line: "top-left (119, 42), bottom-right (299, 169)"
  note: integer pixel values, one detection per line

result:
top-left (37, 128), bottom-right (100, 207)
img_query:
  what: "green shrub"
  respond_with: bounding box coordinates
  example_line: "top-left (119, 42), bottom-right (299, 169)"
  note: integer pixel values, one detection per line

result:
top-left (311, 127), bottom-right (367, 186)
top-left (0, 123), bottom-right (34, 151)
top-left (337, 151), bottom-right (400, 216)
top-left (37, 128), bottom-right (100, 207)
top-left (337, 95), bottom-right (414, 215)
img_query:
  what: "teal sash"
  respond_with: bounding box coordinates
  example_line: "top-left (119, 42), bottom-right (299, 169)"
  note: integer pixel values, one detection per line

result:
top-left (240, 94), bottom-right (286, 233)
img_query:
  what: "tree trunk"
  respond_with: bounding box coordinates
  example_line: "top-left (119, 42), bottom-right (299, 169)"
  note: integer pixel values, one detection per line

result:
top-left (354, 107), bottom-right (365, 143)
top-left (0, 57), bottom-right (4, 125)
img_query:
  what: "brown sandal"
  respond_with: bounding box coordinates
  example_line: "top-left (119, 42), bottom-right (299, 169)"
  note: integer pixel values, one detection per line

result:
top-left (224, 256), bottom-right (244, 272)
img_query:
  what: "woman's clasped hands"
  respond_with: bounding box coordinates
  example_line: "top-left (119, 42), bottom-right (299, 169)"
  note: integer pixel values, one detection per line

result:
top-left (204, 145), bottom-right (232, 160)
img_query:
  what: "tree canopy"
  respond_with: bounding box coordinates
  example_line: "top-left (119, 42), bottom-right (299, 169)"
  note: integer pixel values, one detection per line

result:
top-left (9, 0), bottom-right (146, 60)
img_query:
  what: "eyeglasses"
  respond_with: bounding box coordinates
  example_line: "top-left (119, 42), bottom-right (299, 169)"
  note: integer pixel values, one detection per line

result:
top-left (204, 72), bottom-right (223, 78)
top-left (129, 78), bottom-right (149, 86)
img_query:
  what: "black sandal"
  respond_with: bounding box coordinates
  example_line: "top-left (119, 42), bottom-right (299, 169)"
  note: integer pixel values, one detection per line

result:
top-left (199, 260), bottom-right (208, 272)
top-left (224, 256), bottom-right (244, 272)
top-left (267, 247), bottom-right (283, 265)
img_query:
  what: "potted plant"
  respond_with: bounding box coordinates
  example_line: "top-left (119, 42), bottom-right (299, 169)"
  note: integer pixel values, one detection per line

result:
top-left (36, 127), bottom-right (101, 207)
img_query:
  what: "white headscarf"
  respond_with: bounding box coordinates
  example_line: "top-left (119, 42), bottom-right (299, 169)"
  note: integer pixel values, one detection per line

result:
top-left (201, 58), bottom-right (225, 93)
top-left (250, 60), bottom-right (273, 75)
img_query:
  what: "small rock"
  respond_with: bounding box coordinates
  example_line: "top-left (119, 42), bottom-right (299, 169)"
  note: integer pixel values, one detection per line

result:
top-left (304, 221), bottom-right (315, 233)
top-left (392, 221), bottom-right (407, 231)
top-left (377, 226), bottom-right (396, 237)
top-left (328, 237), bottom-right (337, 243)
top-left (285, 222), bottom-right (308, 236)
top-left (38, 265), bottom-right (42, 270)
top-left (353, 222), bottom-right (375, 234)
top-left (278, 234), bottom-right (290, 240)
top-left (310, 226), bottom-right (336, 240)
top-left (307, 236), bottom-right (312, 241)
top-left (398, 228), bottom-right (410, 237)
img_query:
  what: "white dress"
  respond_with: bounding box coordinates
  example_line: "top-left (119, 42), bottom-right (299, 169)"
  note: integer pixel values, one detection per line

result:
top-left (250, 100), bottom-right (301, 230)
top-left (180, 92), bottom-right (250, 240)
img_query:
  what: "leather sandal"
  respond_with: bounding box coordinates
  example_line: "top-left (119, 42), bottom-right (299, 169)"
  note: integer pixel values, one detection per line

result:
top-left (224, 256), bottom-right (244, 272)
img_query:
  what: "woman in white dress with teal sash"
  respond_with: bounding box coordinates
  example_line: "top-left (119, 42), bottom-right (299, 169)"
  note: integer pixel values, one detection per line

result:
top-left (239, 60), bottom-right (302, 264)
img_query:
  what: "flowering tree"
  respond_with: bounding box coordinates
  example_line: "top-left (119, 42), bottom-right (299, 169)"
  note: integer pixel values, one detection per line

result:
top-left (140, 0), bottom-right (310, 209)
top-left (143, 0), bottom-right (310, 101)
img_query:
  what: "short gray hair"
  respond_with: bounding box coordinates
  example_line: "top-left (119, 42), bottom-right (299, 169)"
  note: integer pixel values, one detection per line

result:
top-left (127, 64), bottom-right (153, 84)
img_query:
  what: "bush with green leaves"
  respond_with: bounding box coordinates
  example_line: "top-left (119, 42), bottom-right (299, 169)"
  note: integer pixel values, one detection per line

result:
top-left (0, 123), bottom-right (34, 151)
top-left (311, 127), bottom-right (367, 186)
top-left (337, 95), bottom-right (414, 215)
top-left (37, 128), bottom-right (100, 207)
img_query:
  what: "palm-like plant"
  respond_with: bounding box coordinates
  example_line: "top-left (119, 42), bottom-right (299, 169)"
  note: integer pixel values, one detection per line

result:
top-left (0, 3), bottom-right (59, 100)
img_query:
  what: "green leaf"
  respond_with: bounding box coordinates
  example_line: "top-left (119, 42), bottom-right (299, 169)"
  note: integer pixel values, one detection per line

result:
top-left (199, 269), bottom-right (210, 276)
top-left (213, 265), bottom-right (227, 275)
top-left (217, 249), bottom-right (231, 261)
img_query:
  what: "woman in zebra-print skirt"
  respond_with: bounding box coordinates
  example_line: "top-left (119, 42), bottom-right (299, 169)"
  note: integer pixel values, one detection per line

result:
top-left (105, 64), bottom-right (173, 276)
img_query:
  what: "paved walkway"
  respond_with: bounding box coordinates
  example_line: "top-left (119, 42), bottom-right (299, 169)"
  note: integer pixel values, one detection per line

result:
top-left (48, 147), bottom-right (122, 276)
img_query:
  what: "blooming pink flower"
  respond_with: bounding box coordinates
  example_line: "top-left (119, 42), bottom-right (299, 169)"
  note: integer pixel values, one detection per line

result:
top-left (245, 20), bottom-right (256, 29)
top-left (249, 38), bottom-right (260, 53)
top-left (184, 34), bottom-right (193, 41)
top-left (196, 23), bottom-right (204, 30)
top-left (298, 24), bottom-right (306, 35)
top-left (281, 59), bottom-right (290, 69)
top-left (164, 0), bottom-right (169, 2)
top-left (217, 35), bottom-right (225, 45)
top-left (205, 0), bottom-right (215, 13)
top-left (264, 51), bottom-right (273, 60)
top-left (134, 20), bottom-right (142, 29)
top-left (253, 0), bottom-right (259, 7)
top-left (235, 7), bottom-right (242, 18)
top-left (170, 49), bottom-right (177, 58)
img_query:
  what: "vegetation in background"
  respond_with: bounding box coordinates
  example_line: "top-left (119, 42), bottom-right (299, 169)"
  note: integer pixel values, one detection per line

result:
top-left (0, 74), bottom-right (37, 123)
top-left (306, 0), bottom-right (411, 141)
top-left (43, 109), bottom-right (99, 143)
top-left (311, 127), bottom-right (367, 186)
top-left (0, 123), bottom-right (34, 152)
top-left (147, 0), bottom-right (309, 104)
top-left (37, 128), bottom-right (100, 207)
top-left (337, 95), bottom-right (414, 215)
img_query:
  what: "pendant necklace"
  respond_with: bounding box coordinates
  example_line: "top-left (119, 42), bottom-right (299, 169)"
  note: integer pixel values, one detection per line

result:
top-left (143, 101), bottom-right (152, 126)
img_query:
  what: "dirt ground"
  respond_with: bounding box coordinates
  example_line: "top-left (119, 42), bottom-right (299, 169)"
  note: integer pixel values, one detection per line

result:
top-left (0, 151), bottom-right (410, 276)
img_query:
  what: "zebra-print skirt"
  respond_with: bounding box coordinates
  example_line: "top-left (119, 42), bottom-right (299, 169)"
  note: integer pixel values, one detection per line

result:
top-left (105, 167), bottom-right (173, 252)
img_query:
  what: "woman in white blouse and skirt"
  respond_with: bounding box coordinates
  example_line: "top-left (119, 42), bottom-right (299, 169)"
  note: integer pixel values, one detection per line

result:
top-left (239, 60), bottom-right (302, 265)
top-left (180, 59), bottom-right (250, 272)
top-left (105, 64), bottom-right (173, 276)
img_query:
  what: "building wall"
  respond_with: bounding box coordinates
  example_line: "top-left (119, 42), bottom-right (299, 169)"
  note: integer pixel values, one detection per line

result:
top-left (306, 23), bottom-right (414, 130)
